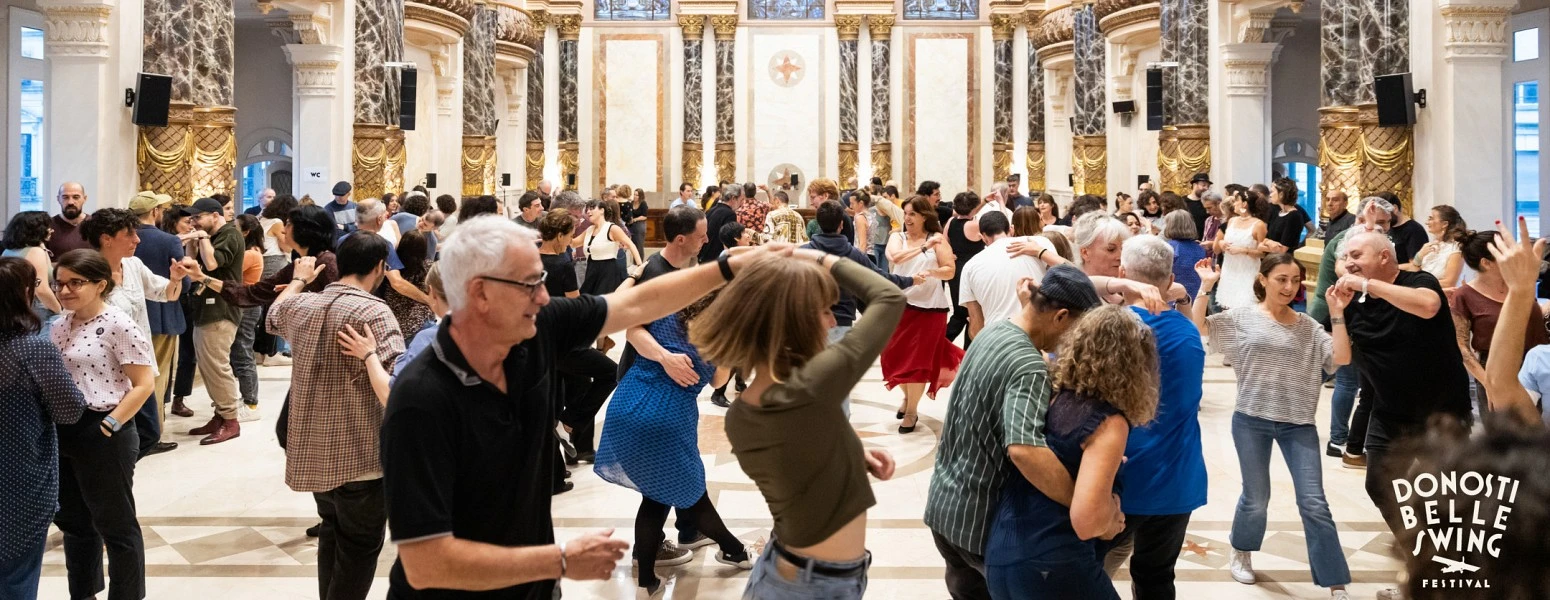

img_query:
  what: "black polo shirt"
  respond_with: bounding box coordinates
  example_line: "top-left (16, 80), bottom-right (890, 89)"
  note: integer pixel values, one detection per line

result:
top-left (381, 297), bottom-right (607, 600)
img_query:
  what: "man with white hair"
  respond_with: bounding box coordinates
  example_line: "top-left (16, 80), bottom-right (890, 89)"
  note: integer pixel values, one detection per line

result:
top-left (350, 198), bottom-right (432, 307)
top-left (380, 216), bottom-right (787, 600)
top-left (245, 188), bottom-right (275, 216)
top-left (1101, 235), bottom-right (1207, 599)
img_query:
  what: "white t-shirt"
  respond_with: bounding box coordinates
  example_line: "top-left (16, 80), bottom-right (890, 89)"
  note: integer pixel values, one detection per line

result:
top-left (958, 236), bottom-right (1052, 324)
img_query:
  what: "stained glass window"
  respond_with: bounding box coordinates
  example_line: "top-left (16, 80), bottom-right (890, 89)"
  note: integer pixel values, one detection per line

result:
top-left (749, 0), bottom-right (824, 20)
top-left (595, 0), bottom-right (670, 20)
top-left (902, 0), bottom-right (977, 20)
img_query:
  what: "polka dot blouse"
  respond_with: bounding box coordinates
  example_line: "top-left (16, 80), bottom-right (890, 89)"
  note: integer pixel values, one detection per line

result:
top-left (49, 304), bottom-right (154, 412)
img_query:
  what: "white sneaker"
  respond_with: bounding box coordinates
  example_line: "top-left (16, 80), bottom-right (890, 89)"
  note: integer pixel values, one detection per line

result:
top-left (714, 546), bottom-right (754, 570)
top-left (1229, 549), bottom-right (1255, 585)
top-left (264, 354), bottom-right (292, 366)
top-left (1375, 588), bottom-right (1403, 600)
top-left (1331, 590), bottom-right (1351, 600)
top-left (236, 404), bottom-right (262, 423)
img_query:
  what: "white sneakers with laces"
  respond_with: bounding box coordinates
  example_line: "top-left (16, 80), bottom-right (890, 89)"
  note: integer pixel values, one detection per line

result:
top-left (1229, 549), bottom-right (1255, 585)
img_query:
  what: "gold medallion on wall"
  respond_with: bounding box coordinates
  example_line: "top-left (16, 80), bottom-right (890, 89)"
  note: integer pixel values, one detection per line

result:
top-left (137, 103), bottom-right (237, 204)
top-left (1026, 141), bottom-right (1046, 192)
top-left (871, 142), bottom-right (892, 184)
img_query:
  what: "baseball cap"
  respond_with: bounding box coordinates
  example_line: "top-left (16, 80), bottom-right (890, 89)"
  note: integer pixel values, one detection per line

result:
top-left (188, 197), bottom-right (224, 215)
top-left (1039, 264), bottom-right (1103, 311)
top-left (128, 191), bottom-right (173, 215)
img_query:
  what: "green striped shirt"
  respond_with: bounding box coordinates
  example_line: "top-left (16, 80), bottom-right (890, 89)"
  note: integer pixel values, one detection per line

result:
top-left (924, 319), bottom-right (1052, 554)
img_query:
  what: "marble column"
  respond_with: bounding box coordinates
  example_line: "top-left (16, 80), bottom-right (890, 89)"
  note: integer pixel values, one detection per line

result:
top-left (461, 5), bottom-right (497, 196)
top-left (711, 15), bottom-right (738, 183)
top-left (868, 15), bottom-right (894, 183)
top-left (1219, 43), bottom-right (1278, 189)
top-left (837, 16), bottom-right (862, 188)
top-left (1435, 0), bottom-right (1516, 229)
top-left (1156, 0), bottom-right (1209, 194)
top-left (353, 0), bottom-right (406, 198)
top-left (991, 14), bottom-right (1018, 184)
top-left (1071, 3), bottom-right (1105, 196)
top-left (1025, 20), bottom-right (1045, 194)
top-left (556, 14), bottom-right (581, 189)
top-left (284, 43), bottom-right (346, 200)
top-left (1320, 0), bottom-right (1412, 206)
top-left (525, 11), bottom-right (547, 191)
top-left (680, 15), bottom-right (705, 189)
top-left (40, 0), bottom-right (124, 208)
top-left (137, 0), bottom-right (236, 203)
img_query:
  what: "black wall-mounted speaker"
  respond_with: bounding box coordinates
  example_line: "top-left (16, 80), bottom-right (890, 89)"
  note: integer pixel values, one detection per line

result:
top-left (1374, 72), bottom-right (1417, 127)
top-left (566, 173), bottom-right (577, 188)
top-left (425, 173), bottom-right (437, 189)
top-left (791, 174), bottom-right (800, 190)
top-left (399, 68), bottom-right (418, 131)
top-left (501, 173), bottom-right (511, 187)
top-left (1113, 100), bottom-right (1136, 114)
top-left (1068, 174), bottom-right (1075, 187)
top-left (132, 73), bottom-right (173, 126)
top-left (1145, 68), bottom-right (1164, 131)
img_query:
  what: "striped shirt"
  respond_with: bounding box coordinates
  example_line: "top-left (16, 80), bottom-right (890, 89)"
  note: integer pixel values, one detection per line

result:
top-left (924, 319), bottom-right (1051, 554)
top-left (1206, 306), bottom-right (1334, 425)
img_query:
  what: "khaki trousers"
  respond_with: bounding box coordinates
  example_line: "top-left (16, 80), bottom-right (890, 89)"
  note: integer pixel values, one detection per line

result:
top-left (151, 334), bottom-right (177, 433)
top-left (193, 319), bottom-right (241, 419)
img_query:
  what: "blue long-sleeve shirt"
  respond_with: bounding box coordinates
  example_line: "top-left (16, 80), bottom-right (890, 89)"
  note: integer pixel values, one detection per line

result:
top-left (802, 232), bottom-right (913, 326)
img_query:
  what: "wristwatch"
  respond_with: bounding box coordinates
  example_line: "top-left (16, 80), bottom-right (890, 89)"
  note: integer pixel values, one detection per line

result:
top-left (716, 253), bottom-right (735, 281)
top-left (101, 415), bottom-right (122, 432)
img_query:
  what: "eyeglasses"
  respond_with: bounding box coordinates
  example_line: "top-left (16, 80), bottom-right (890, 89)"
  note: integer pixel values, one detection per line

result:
top-left (52, 278), bottom-right (101, 292)
top-left (478, 271), bottom-right (548, 300)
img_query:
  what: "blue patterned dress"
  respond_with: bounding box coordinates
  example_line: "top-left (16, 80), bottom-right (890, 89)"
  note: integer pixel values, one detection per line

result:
top-left (593, 314), bottom-right (717, 508)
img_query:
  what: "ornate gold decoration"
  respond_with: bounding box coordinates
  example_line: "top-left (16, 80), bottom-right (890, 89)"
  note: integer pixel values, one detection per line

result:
top-left (838, 142), bottom-right (859, 189)
top-left (710, 15), bottom-right (739, 40)
top-left (835, 15), bottom-right (862, 41)
top-left (715, 142), bottom-right (736, 184)
top-left (871, 142), bottom-right (892, 183)
top-left (1157, 124), bottom-right (1209, 193)
top-left (679, 14), bottom-right (705, 38)
top-left (992, 142), bottom-right (1012, 182)
top-left (530, 9), bottom-right (548, 28)
top-left (559, 141), bottom-right (580, 190)
top-left (404, 2), bottom-right (471, 37)
top-left (1030, 5), bottom-right (1074, 50)
top-left (1156, 126), bottom-right (1179, 192)
top-left (991, 14), bottom-right (1020, 40)
top-left (1317, 105), bottom-right (1413, 207)
top-left (867, 15), bottom-right (894, 40)
top-left (1097, 4), bottom-right (1160, 34)
top-left (353, 123), bottom-right (390, 198)
top-left (1072, 136), bottom-right (1107, 196)
top-left (1026, 142), bottom-right (1046, 192)
top-left (407, 0), bottom-right (476, 21)
top-left (525, 140), bottom-right (545, 190)
top-left (555, 14), bottom-right (581, 40)
top-left (682, 141), bottom-right (703, 189)
top-left (137, 104), bottom-right (237, 204)
top-left (462, 135), bottom-right (497, 195)
top-left (385, 128), bottom-right (407, 194)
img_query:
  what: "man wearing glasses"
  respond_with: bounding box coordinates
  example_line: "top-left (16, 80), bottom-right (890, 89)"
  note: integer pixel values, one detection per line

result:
top-left (266, 231), bottom-right (406, 600)
top-left (380, 215), bottom-right (783, 600)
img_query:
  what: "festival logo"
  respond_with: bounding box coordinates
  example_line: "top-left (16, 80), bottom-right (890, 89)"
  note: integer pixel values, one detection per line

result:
top-left (1391, 471), bottom-right (1520, 591)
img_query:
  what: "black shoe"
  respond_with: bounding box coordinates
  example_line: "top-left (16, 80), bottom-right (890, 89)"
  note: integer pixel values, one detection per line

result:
top-left (575, 450), bottom-right (596, 464)
top-left (1326, 442), bottom-right (1344, 458)
top-left (563, 469), bottom-right (572, 479)
top-left (553, 481), bottom-right (575, 495)
top-left (306, 523), bottom-right (321, 538)
top-left (145, 441), bottom-right (179, 456)
top-left (710, 392), bottom-right (731, 408)
top-left (560, 438), bottom-right (578, 466)
top-left (899, 414), bottom-right (918, 434)
top-left (735, 378), bottom-right (747, 394)
top-left (896, 410), bottom-right (905, 419)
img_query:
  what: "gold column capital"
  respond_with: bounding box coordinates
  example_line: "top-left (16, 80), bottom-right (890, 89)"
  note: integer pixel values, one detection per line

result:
top-left (867, 15), bottom-right (894, 39)
top-left (555, 14), bottom-right (581, 40)
top-left (835, 15), bottom-right (862, 41)
top-left (711, 15), bottom-right (739, 40)
top-left (529, 9), bottom-right (549, 27)
top-left (678, 14), bottom-right (705, 38)
top-left (991, 14), bottom-right (1020, 40)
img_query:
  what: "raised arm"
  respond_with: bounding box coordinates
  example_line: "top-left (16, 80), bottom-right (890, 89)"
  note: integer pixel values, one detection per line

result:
top-left (1341, 274), bottom-right (1443, 319)
top-left (600, 245), bottom-right (789, 336)
top-left (1190, 258), bottom-right (1219, 336)
top-left (1483, 218), bottom-right (1546, 425)
top-left (784, 254), bottom-right (906, 396)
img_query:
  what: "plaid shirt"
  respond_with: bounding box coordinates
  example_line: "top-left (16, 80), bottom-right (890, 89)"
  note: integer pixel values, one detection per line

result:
top-left (269, 283), bottom-right (405, 492)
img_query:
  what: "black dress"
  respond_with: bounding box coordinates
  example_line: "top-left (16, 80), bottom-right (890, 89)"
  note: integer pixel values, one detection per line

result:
top-left (945, 217), bottom-right (984, 345)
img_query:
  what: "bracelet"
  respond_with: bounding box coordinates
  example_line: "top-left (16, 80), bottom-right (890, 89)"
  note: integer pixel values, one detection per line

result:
top-left (1331, 317), bottom-right (1345, 325)
top-left (1361, 279), bottom-right (1370, 296)
top-left (557, 542), bottom-right (568, 577)
top-left (101, 415), bottom-right (122, 432)
top-left (1036, 248), bottom-right (1047, 260)
top-left (716, 253), bottom-right (735, 281)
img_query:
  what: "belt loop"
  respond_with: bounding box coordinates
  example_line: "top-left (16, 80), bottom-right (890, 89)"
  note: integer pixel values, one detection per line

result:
top-left (802, 555), bottom-right (816, 583)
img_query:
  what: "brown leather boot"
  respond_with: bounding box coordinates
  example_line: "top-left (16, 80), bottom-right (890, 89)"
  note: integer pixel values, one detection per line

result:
top-left (200, 417), bottom-right (241, 445)
top-left (187, 414), bottom-right (223, 436)
top-left (170, 396), bottom-right (194, 418)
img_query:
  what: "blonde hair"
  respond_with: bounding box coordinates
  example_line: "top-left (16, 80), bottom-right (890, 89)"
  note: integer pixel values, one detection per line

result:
top-left (1052, 305), bottom-right (1159, 426)
top-left (616, 184), bottom-right (635, 205)
top-left (807, 177), bottom-right (840, 202)
top-left (689, 255), bottom-right (839, 382)
top-left (425, 262), bottom-right (445, 300)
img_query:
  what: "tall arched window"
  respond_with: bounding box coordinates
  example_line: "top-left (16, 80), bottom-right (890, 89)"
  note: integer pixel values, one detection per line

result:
top-left (240, 135), bottom-right (292, 211)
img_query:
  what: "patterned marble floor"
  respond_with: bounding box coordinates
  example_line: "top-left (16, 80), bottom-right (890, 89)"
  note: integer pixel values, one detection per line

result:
top-left (39, 345), bottom-right (1405, 599)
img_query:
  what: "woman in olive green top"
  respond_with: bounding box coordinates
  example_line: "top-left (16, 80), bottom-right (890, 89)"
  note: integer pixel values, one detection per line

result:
top-left (691, 250), bottom-right (904, 599)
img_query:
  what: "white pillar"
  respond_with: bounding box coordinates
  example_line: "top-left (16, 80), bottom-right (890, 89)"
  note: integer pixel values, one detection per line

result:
top-left (435, 48), bottom-right (463, 196)
top-left (498, 65), bottom-right (527, 193)
top-left (41, 0), bottom-right (125, 209)
top-left (1433, 0), bottom-right (1515, 228)
top-left (1044, 64), bottom-right (1074, 205)
top-left (1218, 43), bottom-right (1278, 188)
top-left (1107, 42), bottom-right (1137, 198)
top-left (283, 43), bottom-right (345, 200)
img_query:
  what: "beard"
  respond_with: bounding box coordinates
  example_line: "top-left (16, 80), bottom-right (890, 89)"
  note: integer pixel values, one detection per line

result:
top-left (61, 205), bottom-right (82, 220)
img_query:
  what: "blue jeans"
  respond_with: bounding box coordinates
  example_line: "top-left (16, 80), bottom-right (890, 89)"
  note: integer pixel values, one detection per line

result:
top-left (1327, 364), bottom-right (1359, 447)
top-left (743, 539), bottom-right (870, 600)
top-left (987, 553), bottom-right (1118, 600)
top-left (0, 534), bottom-right (44, 600)
top-left (871, 244), bottom-right (889, 272)
top-left (1229, 412), bottom-right (1351, 588)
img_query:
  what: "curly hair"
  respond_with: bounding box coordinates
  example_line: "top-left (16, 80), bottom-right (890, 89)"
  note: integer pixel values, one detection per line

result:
top-left (3, 211), bottom-right (52, 249)
top-left (80, 208), bottom-right (141, 250)
top-left (1052, 304), bottom-right (1159, 426)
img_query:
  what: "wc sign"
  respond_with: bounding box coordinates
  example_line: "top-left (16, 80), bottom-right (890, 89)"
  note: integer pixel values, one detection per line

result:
top-left (304, 169), bottom-right (328, 184)
top-left (1392, 470), bottom-right (1520, 591)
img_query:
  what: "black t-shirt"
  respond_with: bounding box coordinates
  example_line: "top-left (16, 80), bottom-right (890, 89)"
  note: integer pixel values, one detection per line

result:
top-left (381, 298), bottom-right (607, 600)
top-left (699, 202), bottom-right (737, 264)
top-left (616, 253), bottom-right (683, 377)
top-left (539, 253), bottom-right (578, 297)
top-left (936, 201), bottom-right (954, 228)
top-left (1388, 219), bottom-right (1428, 264)
top-left (1185, 197), bottom-right (1209, 240)
top-left (1344, 270), bottom-right (1471, 424)
top-left (1266, 205), bottom-right (1312, 251)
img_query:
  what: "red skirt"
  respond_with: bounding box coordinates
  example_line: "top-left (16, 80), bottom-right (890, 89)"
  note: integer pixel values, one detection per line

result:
top-left (880, 305), bottom-right (966, 399)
